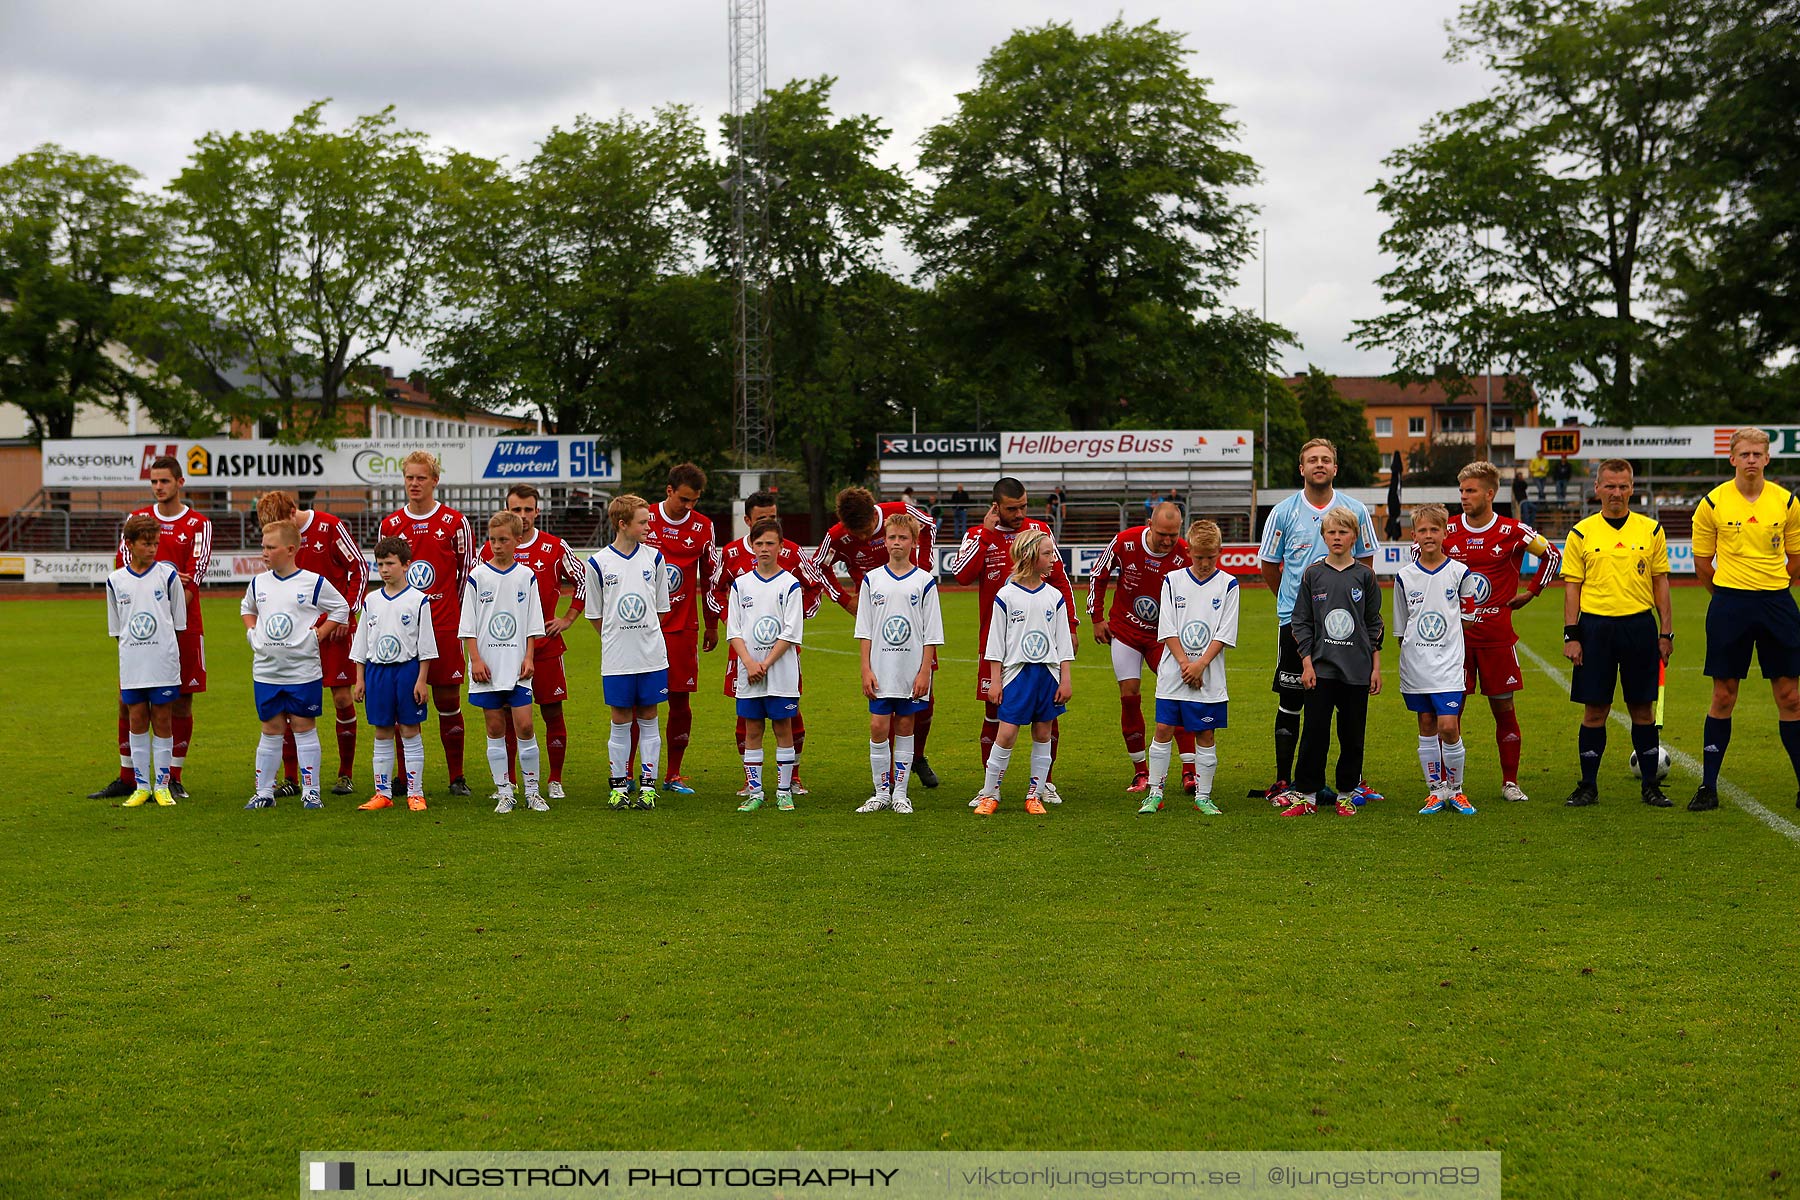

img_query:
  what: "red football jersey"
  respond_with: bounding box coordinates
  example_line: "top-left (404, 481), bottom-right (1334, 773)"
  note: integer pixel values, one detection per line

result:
top-left (707, 535), bottom-right (830, 622)
top-left (945, 516), bottom-right (1078, 649)
top-left (482, 528), bottom-right (586, 658)
top-left (1086, 525), bottom-right (1190, 646)
top-left (116, 503), bottom-right (212, 632)
top-left (813, 500), bottom-right (936, 611)
top-left (379, 501), bottom-right (474, 634)
top-left (1442, 511), bottom-right (1560, 647)
top-left (295, 510), bottom-right (368, 618)
top-left (643, 501), bottom-right (720, 634)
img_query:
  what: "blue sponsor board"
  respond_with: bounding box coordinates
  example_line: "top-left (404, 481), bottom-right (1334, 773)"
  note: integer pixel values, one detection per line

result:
top-left (478, 437), bottom-right (619, 483)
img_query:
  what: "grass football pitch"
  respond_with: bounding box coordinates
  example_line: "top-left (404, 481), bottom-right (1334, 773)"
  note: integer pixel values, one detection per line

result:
top-left (2, 584), bottom-right (1796, 1199)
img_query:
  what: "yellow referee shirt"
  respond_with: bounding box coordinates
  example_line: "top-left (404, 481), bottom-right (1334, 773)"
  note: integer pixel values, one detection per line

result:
top-left (1563, 512), bottom-right (1668, 617)
top-left (1691, 480), bottom-right (1800, 591)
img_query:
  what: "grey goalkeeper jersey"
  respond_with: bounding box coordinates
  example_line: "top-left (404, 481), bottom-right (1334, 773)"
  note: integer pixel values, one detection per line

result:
top-left (1290, 559), bottom-right (1384, 685)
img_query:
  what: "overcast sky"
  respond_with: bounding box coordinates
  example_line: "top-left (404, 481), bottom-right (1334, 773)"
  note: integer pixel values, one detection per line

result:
top-left (1, 0), bottom-right (1489, 379)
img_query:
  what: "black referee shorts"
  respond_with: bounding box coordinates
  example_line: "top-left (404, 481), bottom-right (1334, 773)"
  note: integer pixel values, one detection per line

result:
top-left (1570, 610), bottom-right (1660, 706)
top-left (1704, 586), bottom-right (1800, 680)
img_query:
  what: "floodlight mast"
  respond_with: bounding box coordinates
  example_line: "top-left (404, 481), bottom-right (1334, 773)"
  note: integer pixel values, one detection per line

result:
top-left (729, 0), bottom-right (774, 482)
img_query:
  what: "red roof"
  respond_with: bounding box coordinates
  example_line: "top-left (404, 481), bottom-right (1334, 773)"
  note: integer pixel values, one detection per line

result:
top-left (1285, 374), bottom-right (1535, 409)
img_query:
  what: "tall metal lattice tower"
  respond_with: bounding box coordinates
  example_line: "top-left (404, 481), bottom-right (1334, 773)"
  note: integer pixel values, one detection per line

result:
top-left (728, 0), bottom-right (774, 470)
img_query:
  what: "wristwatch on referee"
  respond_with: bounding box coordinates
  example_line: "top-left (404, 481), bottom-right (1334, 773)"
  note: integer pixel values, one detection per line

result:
top-left (1659, 632), bottom-right (1674, 643)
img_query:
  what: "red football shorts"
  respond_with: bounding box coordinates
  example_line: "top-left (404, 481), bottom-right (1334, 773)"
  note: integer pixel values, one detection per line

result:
top-left (976, 657), bottom-right (1000, 703)
top-left (177, 626), bottom-right (207, 695)
top-left (531, 652), bottom-right (568, 705)
top-left (1464, 642), bottom-right (1524, 697)
top-left (664, 627), bottom-right (700, 693)
top-left (426, 637), bottom-right (466, 688)
top-left (318, 619), bottom-right (356, 688)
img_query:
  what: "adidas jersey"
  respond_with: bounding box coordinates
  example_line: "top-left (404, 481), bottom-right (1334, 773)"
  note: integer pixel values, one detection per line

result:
top-left (982, 580), bottom-right (1076, 687)
top-left (853, 565), bottom-right (944, 699)
top-left (582, 542), bottom-right (672, 677)
top-left (1563, 513), bottom-right (1668, 617)
top-left (814, 501), bottom-right (936, 611)
top-left (1088, 525), bottom-right (1189, 645)
top-left (350, 585), bottom-right (439, 667)
top-left (457, 561), bottom-right (546, 695)
top-left (485, 529), bottom-right (587, 659)
top-left (106, 561), bottom-right (186, 690)
top-left (1257, 490), bottom-right (1380, 624)
top-left (643, 502), bottom-right (720, 634)
top-left (241, 569), bottom-right (351, 686)
top-left (1154, 567), bottom-right (1239, 704)
top-left (1442, 511), bottom-right (1558, 646)
top-left (1394, 558), bottom-right (1471, 694)
top-left (946, 516), bottom-right (1078, 650)
top-left (295, 510), bottom-right (368, 619)
top-left (1692, 479), bottom-right (1800, 592)
top-left (726, 568), bottom-right (806, 699)
top-left (378, 502), bottom-right (475, 634)
top-left (116, 503), bottom-right (212, 633)
top-left (707, 535), bottom-right (831, 620)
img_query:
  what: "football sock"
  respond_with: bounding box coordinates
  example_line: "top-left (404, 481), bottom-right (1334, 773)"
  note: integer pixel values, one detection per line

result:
top-left (1779, 719), bottom-right (1800, 786)
top-left (1028, 738), bottom-right (1053, 793)
top-left (1122, 695), bottom-right (1146, 761)
top-left (281, 730), bottom-right (299, 783)
top-left (372, 737), bottom-right (396, 796)
top-left (1578, 724), bottom-right (1606, 787)
top-left (169, 709), bottom-right (191, 782)
top-left (665, 693), bottom-right (692, 775)
top-left (913, 699), bottom-right (933, 757)
top-left (1494, 707), bottom-right (1523, 783)
top-left (1048, 718), bottom-right (1060, 781)
top-left (543, 708), bottom-right (567, 782)
top-left (438, 706), bottom-right (465, 779)
top-left (1193, 744), bottom-right (1219, 799)
top-left (334, 709), bottom-right (357, 779)
top-left (892, 734), bottom-right (914, 797)
top-left (1701, 715), bottom-right (1730, 788)
top-left (1629, 722), bottom-right (1660, 783)
top-left (608, 720), bottom-right (632, 783)
top-left (743, 749), bottom-right (764, 794)
top-left (792, 709), bottom-right (807, 759)
top-left (129, 731), bottom-right (152, 789)
top-left (636, 716), bottom-right (661, 783)
top-left (982, 743), bottom-right (1012, 799)
top-left (1417, 735), bottom-right (1443, 789)
top-left (980, 712), bottom-right (999, 768)
top-left (485, 735), bottom-right (509, 790)
top-left (518, 737), bottom-right (541, 796)
top-left (1146, 737), bottom-right (1173, 788)
top-left (254, 733), bottom-right (283, 796)
top-left (504, 720), bottom-right (519, 783)
top-left (294, 728), bottom-right (322, 796)
top-left (401, 734), bottom-right (424, 795)
top-left (1275, 704), bottom-right (1302, 782)
top-left (1442, 737), bottom-right (1466, 791)
top-left (776, 746), bottom-right (796, 792)
top-left (1176, 729), bottom-right (1197, 770)
top-left (869, 739), bottom-right (890, 795)
top-left (117, 709), bottom-right (132, 781)
top-left (151, 735), bottom-right (173, 790)
top-left (735, 716), bottom-right (748, 756)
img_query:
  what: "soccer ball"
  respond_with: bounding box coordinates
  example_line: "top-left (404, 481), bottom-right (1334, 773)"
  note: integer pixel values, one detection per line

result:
top-left (1629, 746), bottom-right (1671, 782)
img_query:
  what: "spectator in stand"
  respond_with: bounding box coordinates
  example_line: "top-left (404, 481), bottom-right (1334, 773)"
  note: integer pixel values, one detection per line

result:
top-left (1529, 451), bottom-right (1550, 502)
top-left (1513, 468), bottom-right (1531, 523)
top-left (1552, 456), bottom-right (1572, 503)
top-left (1047, 486), bottom-right (1067, 538)
top-left (950, 485), bottom-right (972, 538)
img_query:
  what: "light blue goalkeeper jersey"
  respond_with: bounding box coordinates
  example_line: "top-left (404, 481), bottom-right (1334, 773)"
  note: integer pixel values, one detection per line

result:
top-left (1257, 490), bottom-right (1381, 625)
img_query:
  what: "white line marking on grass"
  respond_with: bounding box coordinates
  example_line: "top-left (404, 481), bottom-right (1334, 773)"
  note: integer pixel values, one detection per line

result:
top-left (1516, 641), bottom-right (1800, 846)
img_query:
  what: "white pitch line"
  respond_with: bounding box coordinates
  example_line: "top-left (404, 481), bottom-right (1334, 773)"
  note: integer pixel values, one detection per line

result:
top-left (1515, 641), bottom-right (1800, 846)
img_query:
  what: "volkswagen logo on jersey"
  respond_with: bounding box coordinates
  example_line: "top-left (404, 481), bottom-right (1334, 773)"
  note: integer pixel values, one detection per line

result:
top-left (1131, 595), bottom-right (1159, 624)
top-left (1021, 630), bottom-right (1051, 661)
top-left (407, 561), bottom-right (435, 591)
top-left (1462, 572), bottom-right (1491, 604)
top-left (1416, 611), bottom-right (1449, 642)
top-left (882, 615), bottom-right (912, 646)
top-left (1323, 608), bottom-right (1355, 640)
top-left (265, 612), bottom-right (295, 642)
top-left (752, 615), bottom-right (781, 649)
top-left (128, 612), bottom-right (157, 641)
top-left (376, 634), bottom-right (403, 663)
top-left (618, 594), bottom-right (648, 623)
top-left (1180, 619), bottom-right (1211, 653)
top-left (665, 563), bottom-right (682, 595)
top-left (488, 612), bottom-right (518, 641)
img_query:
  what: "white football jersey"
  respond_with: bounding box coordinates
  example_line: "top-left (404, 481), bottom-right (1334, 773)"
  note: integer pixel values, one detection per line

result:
top-left (582, 543), bottom-right (672, 676)
top-left (853, 564), bottom-right (944, 699)
top-left (241, 569), bottom-right (351, 685)
top-left (107, 562), bottom-right (186, 690)
top-left (351, 585), bottom-right (440, 667)
top-left (1154, 567), bottom-right (1240, 704)
top-left (982, 580), bottom-right (1076, 686)
top-left (1395, 557), bottom-right (1471, 694)
top-left (458, 561), bottom-right (546, 694)
top-left (727, 567), bottom-right (806, 698)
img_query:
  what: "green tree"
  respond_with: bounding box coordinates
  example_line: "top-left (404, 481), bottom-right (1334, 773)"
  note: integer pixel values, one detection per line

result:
top-left (1354, 0), bottom-right (1706, 423)
top-left (709, 77), bottom-right (915, 533)
top-left (430, 107), bottom-right (722, 460)
top-left (1291, 366), bottom-right (1382, 486)
top-left (912, 19), bottom-right (1280, 431)
top-left (0, 146), bottom-right (201, 441)
top-left (161, 101), bottom-right (458, 442)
